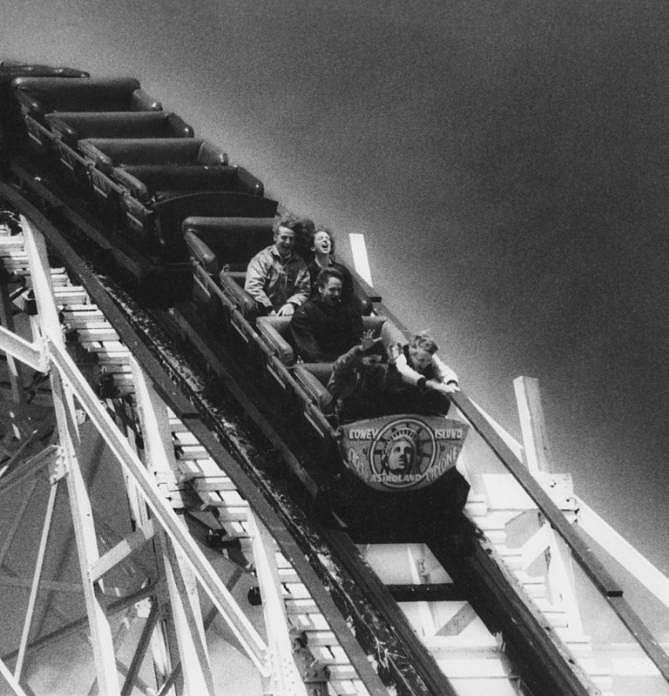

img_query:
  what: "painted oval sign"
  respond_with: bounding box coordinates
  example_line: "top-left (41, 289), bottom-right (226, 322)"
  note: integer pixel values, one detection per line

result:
top-left (338, 415), bottom-right (469, 491)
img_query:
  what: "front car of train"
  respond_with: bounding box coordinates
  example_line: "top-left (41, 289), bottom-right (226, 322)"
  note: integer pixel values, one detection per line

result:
top-left (182, 216), bottom-right (471, 532)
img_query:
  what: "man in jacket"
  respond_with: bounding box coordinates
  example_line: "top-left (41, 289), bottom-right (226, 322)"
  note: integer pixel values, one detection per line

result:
top-left (244, 217), bottom-right (310, 316)
top-left (290, 267), bottom-right (362, 362)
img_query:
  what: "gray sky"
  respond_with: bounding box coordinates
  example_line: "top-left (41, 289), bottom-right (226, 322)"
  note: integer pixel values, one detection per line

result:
top-left (3, 0), bottom-right (668, 631)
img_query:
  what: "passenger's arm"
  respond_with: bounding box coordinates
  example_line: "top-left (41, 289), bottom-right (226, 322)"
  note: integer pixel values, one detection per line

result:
top-left (430, 354), bottom-right (460, 391)
top-left (286, 265), bottom-right (311, 308)
top-left (244, 255), bottom-right (273, 312)
top-left (327, 345), bottom-right (363, 399)
top-left (290, 308), bottom-right (323, 362)
top-left (392, 351), bottom-right (424, 387)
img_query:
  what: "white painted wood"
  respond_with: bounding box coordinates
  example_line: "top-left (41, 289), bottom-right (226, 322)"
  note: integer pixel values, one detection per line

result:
top-left (48, 341), bottom-right (270, 675)
top-left (0, 657), bottom-right (30, 696)
top-left (513, 377), bottom-right (552, 475)
top-left (0, 479), bottom-right (37, 564)
top-left (575, 495), bottom-right (669, 610)
top-left (0, 324), bottom-right (45, 371)
top-left (348, 233), bottom-right (373, 286)
top-left (248, 511), bottom-right (309, 696)
top-left (89, 518), bottom-right (157, 582)
top-left (14, 481), bottom-right (58, 681)
top-left (162, 535), bottom-right (216, 696)
top-left (24, 220), bottom-right (120, 694)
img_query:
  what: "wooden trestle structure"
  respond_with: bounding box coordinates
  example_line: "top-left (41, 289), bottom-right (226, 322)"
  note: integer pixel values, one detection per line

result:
top-left (1, 186), bottom-right (669, 696)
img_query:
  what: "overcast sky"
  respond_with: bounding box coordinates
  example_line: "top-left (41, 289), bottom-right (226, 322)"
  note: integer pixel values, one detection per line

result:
top-left (3, 0), bottom-right (668, 637)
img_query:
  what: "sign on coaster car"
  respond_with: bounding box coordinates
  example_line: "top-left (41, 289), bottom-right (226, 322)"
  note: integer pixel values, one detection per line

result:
top-left (338, 415), bottom-right (469, 492)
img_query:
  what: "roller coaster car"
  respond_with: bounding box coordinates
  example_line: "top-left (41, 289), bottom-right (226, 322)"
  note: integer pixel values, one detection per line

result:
top-left (8, 75), bottom-right (278, 289)
top-left (76, 137), bottom-right (267, 253)
top-left (45, 111), bottom-right (194, 144)
top-left (12, 76), bottom-right (162, 151)
top-left (183, 216), bottom-right (470, 532)
top-left (0, 61), bottom-right (89, 150)
top-left (45, 113), bottom-right (195, 177)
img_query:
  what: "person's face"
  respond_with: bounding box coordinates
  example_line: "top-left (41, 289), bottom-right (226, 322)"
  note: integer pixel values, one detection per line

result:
top-left (312, 230), bottom-right (332, 256)
top-left (318, 277), bottom-right (342, 305)
top-left (409, 346), bottom-right (432, 372)
top-left (387, 438), bottom-right (415, 472)
top-left (274, 226), bottom-right (296, 257)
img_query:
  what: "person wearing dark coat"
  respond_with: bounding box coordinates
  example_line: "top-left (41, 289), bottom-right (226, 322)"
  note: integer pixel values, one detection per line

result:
top-left (290, 267), bottom-right (363, 363)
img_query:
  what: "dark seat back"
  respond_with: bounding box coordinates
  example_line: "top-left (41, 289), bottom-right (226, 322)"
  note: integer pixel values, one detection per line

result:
top-left (256, 316), bottom-right (295, 364)
top-left (12, 77), bottom-right (160, 117)
top-left (153, 193), bottom-right (278, 260)
top-left (183, 216), bottom-right (275, 272)
top-left (79, 138), bottom-right (226, 167)
top-left (45, 111), bottom-right (193, 142)
top-left (121, 164), bottom-right (263, 198)
top-left (0, 63), bottom-right (88, 147)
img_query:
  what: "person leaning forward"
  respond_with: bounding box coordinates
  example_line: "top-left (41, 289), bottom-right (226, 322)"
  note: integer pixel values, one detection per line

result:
top-left (244, 217), bottom-right (310, 317)
top-left (386, 332), bottom-right (459, 414)
top-left (290, 267), bottom-right (363, 362)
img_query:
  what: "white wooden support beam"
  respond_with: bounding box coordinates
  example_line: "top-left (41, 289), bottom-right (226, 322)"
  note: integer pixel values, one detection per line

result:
top-left (153, 608), bottom-right (221, 696)
top-left (436, 603), bottom-right (478, 637)
top-left (128, 356), bottom-right (178, 484)
top-left (19, 214), bottom-right (270, 678)
top-left (518, 522), bottom-right (552, 571)
top-left (0, 584), bottom-right (156, 668)
top-left (14, 480), bottom-right (58, 681)
top-left (0, 573), bottom-right (82, 594)
top-left (117, 424), bottom-right (176, 696)
top-left (575, 496), bottom-right (669, 609)
top-left (546, 534), bottom-right (585, 634)
top-left (0, 431), bottom-right (44, 485)
top-left (161, 535), bottom-right (215, 696)
top-left (0, 325), bottom-right (45, 371)
top-left (111, 398), bottom-right (176, 696)
top-left (348, 233), bottom-right (373, 286)
top-left (30, 445), bottom-right (110, 659)
top-left (513, 377), bottom-right (552, 476)
top-left (51, 348), bottom-right (268, 674)
top-left (86, 611), bottom-right (130, 696)
top-left (248, 510), bottom-right (309, 696)
top-left (406, 545), bottom-right (436, 638)
top-left (0, 657), bottom-right (30, 696)
top-left (0, 479), bottom-right (37, 566)
top-left (22, 217), bottom-right (78, 438)
top-left (21, 216), bottom-right (120, 691)
top-left (51, 368), bottom-right (121, 695)
top-left (0, 273), bottom-right (26, 403)
top-left (120, 600), bottom-right (161, 696)
top-left (0, 445), bottom-right (59, 497)
top-left (514, 376), bottom-right (584, 633)
top-left (89, 518), bottom-right (157, 583)
top-left (130, 355), bottom-right (211, 693)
